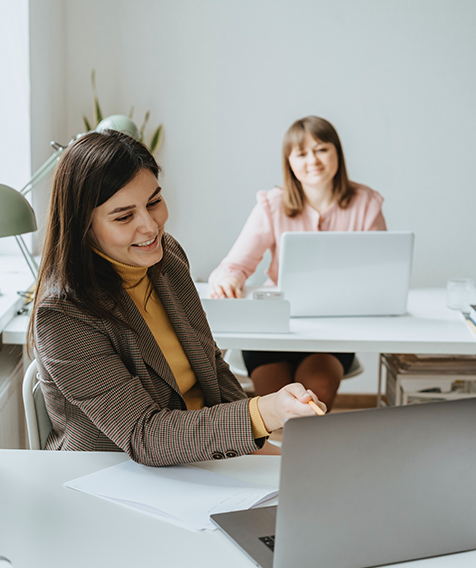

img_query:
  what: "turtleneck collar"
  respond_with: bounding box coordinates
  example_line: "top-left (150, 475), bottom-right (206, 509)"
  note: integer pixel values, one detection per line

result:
top-left (92, 247), bottom-right (148, 289)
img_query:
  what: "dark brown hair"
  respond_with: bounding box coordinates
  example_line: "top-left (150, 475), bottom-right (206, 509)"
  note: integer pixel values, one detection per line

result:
top-left (28, 130), bottom-right (161, 346)
top-left (282, 116), bottom-right (355, 217)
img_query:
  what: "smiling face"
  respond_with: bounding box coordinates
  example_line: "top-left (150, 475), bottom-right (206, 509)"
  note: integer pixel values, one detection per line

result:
top-left (287, 132), bottom-right (339, 194)
top-left (89, 168), bottom-right (169, 267)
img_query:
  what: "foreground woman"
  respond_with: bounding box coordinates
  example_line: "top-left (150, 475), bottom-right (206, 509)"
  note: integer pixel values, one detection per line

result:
top-left (29, 130), bottom-right (325, 466)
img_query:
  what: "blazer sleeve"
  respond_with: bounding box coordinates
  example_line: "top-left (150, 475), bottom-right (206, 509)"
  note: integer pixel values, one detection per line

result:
top-left (214, 344), bottom-right (248, 402)
top-left (35, 305), bottom-right (261, 467)
top-left (208, 191), bottom-right (275, 288)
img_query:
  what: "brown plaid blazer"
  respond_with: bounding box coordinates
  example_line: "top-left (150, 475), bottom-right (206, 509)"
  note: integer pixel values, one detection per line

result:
top-left (34, 234), bottom-right (261, 466)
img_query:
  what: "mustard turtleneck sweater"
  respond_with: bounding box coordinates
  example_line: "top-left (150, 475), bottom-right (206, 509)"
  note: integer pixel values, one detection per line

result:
top-left (93, 249), bottom-right (269, 439)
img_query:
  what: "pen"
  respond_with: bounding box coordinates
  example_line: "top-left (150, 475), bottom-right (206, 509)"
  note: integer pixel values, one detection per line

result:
top-left (308, 400), bottom-right (325, 416)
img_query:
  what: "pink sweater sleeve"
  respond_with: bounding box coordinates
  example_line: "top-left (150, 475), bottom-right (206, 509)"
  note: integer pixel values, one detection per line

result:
top-left (209, 191), bottom-right (275, 288)
top-left (363, 191), bottom-right (387, 231)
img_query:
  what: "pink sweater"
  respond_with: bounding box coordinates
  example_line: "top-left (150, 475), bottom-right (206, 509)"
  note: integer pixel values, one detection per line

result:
top-left (209, 183), bottom-right (386, 287)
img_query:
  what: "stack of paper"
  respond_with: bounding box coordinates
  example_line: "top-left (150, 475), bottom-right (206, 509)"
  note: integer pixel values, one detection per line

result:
top-left (65, 460), bottom-right (278, 531)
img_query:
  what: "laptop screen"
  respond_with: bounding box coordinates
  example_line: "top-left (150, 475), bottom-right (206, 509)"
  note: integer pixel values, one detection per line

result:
top-left (277, 231), bottom-right (414, 317)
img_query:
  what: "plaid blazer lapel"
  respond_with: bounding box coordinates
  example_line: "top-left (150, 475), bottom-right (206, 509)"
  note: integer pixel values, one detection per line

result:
top-left (155, 272), bottom-right (222, 406)
top-left (114, 288), bottom-right (182, 397)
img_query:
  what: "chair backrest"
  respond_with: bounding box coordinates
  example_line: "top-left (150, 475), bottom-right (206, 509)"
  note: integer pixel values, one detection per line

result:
top-left (22, 359), bottom-right (53, 450)
top-left (343, 355), bottom-right (364, 379)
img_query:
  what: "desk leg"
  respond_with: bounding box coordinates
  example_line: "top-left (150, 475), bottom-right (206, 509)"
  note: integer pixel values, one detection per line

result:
top-left (377, 354), bottom-right (383, 407)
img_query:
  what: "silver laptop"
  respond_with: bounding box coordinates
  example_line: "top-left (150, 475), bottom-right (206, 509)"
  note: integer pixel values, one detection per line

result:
top-left (211, 398), bottom-right (476, 568)
top-left (277, 231), bottom-right (414, 317)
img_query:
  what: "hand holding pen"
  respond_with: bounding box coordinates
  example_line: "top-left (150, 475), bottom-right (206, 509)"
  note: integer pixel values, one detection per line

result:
top-left (257, 383), bottom-right (327, 432)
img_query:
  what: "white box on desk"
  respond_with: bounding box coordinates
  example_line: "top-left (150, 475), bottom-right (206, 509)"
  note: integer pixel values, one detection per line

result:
top-left (200, 298), bottom-right (290, 333)
top-left (195, 282), bottom-right (290, 333)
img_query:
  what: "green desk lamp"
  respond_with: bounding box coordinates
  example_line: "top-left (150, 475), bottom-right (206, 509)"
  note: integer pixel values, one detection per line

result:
top-left (0, 116), bottom-right (139, 279)
top-left (0, 183), bottom-right (38, 279)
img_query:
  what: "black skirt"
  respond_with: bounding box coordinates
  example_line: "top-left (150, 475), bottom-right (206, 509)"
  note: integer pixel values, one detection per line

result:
top-left (242, 350), bottom-right (355, 376)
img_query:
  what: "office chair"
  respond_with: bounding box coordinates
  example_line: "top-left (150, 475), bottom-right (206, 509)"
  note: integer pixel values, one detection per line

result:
top-left (223, 349), bottom-right (256, 394)
top-left (223, 349), bottom-right (364, 396)
top-left (22, 359), bottom-right (53, 450)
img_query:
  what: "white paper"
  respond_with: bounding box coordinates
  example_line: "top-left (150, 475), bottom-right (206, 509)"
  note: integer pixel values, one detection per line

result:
top-left (64, 460), bottom-right (278, 531)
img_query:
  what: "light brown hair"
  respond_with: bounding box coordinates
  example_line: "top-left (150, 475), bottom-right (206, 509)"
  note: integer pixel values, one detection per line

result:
top-left (282, 116), bottom-right (355, 217)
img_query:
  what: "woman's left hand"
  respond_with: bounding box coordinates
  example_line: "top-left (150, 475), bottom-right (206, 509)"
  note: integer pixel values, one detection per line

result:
top-left (209, 275), bottom-right (243, 298)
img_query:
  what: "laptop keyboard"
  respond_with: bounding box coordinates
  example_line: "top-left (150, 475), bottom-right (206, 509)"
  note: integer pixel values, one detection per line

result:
top-left (259, 535), bottom-right (276, 552)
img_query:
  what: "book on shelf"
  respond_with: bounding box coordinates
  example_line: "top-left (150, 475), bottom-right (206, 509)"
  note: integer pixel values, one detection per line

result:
top-left (464, 313), bottom-right (476, 336)
top-left (468, 304), bottom-right (476, 326)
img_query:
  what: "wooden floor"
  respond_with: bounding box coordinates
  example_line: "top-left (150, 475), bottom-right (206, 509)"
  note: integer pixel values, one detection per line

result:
top-left (332, 393), bottom-right (379, 412)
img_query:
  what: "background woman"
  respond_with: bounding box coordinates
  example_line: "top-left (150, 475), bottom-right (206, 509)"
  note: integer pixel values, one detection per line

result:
top-left (29, 129), bottom-right (325, 466)
top-left (209, 116), bottom-right (386, 410)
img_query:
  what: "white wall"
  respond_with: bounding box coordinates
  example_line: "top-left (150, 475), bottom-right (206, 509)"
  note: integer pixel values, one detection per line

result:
top-left (46, 0), bottom-right (476, 288)
top-left (0, 0), bottom-right (30, 254)
top-left (28, 0), bottom-right (476, 391)
top-left (29, 0), bottom-right (67, 249)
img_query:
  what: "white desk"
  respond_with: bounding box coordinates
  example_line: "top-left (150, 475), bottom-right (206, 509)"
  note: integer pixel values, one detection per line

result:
top-left (1, 450), bottom-right (475, 568)
top-left (4, 288), bottom-right (476, 355)
top-left (204, 288), bottom-right (476, 355)
top-left (0, 256), bottom-right (32, 336)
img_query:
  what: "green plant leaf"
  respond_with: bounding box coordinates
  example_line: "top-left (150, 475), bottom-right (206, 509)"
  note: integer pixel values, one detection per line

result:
top-left (94, 99), bottom-right (103, 126)
top-left (84, 70), bottom-right (162, 148)
top-left (91, 69), bottom-right (103, 125)
top-left (149, 124), bottom-right (163, 154)
top-left (139, 110), bottom-right (150, 143)
top-left (83, 115), bottom-right (92, 132)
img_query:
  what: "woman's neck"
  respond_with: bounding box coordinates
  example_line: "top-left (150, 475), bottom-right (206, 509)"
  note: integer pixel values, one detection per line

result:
top-left (302, 182), bottom-right (335, 213)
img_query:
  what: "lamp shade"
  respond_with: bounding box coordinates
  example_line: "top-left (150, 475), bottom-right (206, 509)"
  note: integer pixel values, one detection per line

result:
top-left (95, 115), bottom-right (140, 140)
top-left (0, 184), bottom-right (37, 237)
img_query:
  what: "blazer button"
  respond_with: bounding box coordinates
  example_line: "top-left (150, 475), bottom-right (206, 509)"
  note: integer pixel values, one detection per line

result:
top-left (225, 450), bottom-right (238, 458)
top-left (212, 452), bottom-right (225, 460)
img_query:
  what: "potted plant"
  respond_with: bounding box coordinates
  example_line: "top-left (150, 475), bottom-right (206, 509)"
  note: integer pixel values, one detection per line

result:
top-left (82, 70), bottom-right (163, 153)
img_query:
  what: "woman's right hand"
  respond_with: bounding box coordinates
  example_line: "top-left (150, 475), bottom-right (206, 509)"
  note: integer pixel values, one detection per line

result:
top-left (209, 276), bottom-right (243, 298)
top-left (257, 383), bottom-right (327, 432)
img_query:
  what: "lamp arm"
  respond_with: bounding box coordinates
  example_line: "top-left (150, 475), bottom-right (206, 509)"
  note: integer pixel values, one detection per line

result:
top-left (20, 146), bottom-right (66, 196)
top-left (15, 234), bottom-right (39, 280)
top-left (20, 116), bottom-right (138, 197)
